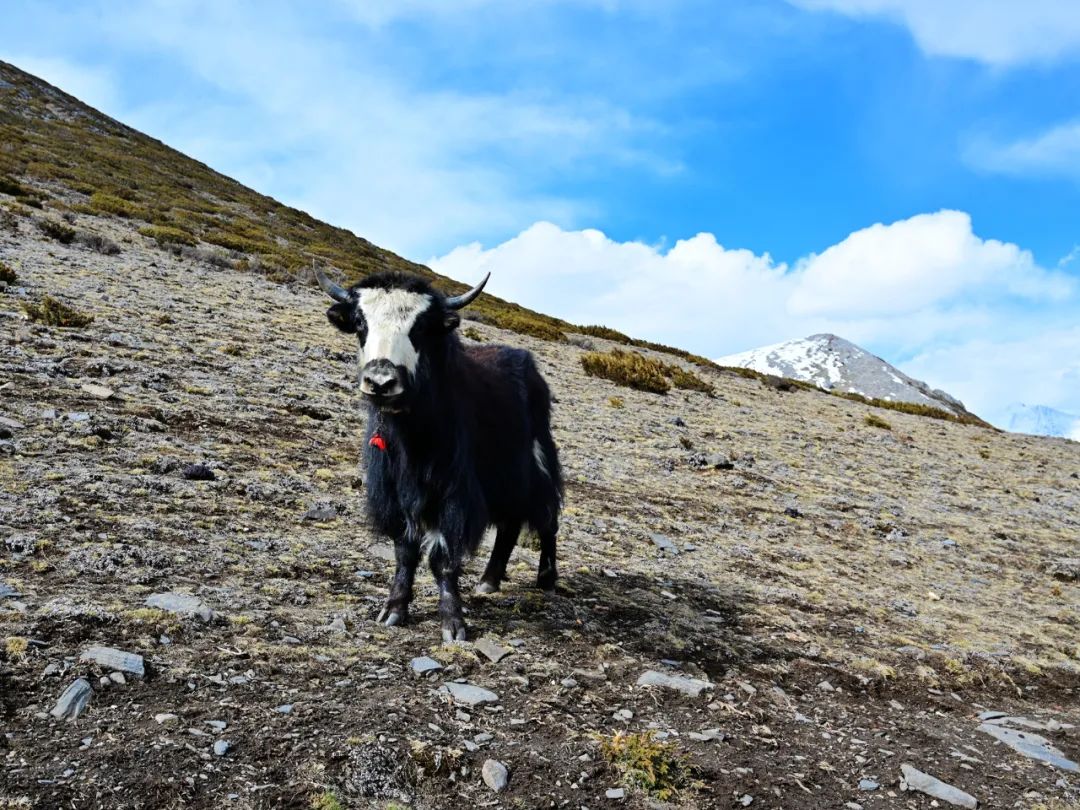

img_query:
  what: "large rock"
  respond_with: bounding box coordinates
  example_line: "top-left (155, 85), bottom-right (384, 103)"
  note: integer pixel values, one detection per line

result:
top-left (481, 759), bottom-right (509, 792)
top-left (50, 678), bottom-right (93, 721)
top-left (80, 646), bottom-right (145, 678)
top-left (636, 670), bottom-right (712, 697)
top-left (441, 681), bottom-right (499, 706)
top-left (900, 764), bottom-right (977, 808)
top-left (146, 592), bottom-right (214, 622)
top-left (978, 723), bottom-right (1079, 772)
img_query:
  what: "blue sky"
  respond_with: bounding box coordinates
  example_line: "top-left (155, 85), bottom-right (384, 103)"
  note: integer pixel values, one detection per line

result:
top-left (4, 0), bottom-right (1079, 427)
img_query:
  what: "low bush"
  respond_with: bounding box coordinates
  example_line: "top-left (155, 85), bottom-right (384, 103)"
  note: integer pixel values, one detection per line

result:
top-left (75, 231), bottom-right (121, 255)
top-left (88, 192), bottom-right (144, 219)
top-left (582, 349), bottom-right (714, 395)
top-left (485, 311), bottom-right (566, 342)
top-left (581, 349), bottom-right (671, 394)
top-left (0, 176), bottom-right (29, 196)
top-left (0, 261), bottom-right (16, 284)
top-left (22, 295), bottom-right (94, 327)
top-left (37, 218), bottom-right (76, 244)
top-left (864, 413), bottom-right (892, 430)
top-left (139, 224), bottom-right (198, 247)
top-left (578, 324), bottom-right (632, 343)
top-left (598, 731), bottom-right (697, 800)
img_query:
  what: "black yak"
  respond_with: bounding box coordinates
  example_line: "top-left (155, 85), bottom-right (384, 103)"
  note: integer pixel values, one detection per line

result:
top-left (316, 268), bottom-right (563, 641)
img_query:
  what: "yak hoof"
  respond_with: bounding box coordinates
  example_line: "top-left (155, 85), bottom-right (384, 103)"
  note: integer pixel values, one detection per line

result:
top-left (441, 621), bottom-right (468, 643)
top-left (474, 580), bottom-right (499, 595)
top-left (376, 607), bottom-right (406, 626)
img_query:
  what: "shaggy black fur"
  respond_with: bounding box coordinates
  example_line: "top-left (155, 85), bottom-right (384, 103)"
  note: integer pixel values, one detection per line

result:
top-left (323, 272), bottom-right (563, 641)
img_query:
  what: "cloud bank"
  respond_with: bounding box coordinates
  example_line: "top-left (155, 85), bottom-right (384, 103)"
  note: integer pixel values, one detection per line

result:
top-left (431, 211), bottom-right (1079, 426)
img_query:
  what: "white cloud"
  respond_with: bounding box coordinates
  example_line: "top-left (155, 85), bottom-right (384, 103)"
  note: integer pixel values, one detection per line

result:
top-left (965, 120), bottom-right (1080, 180)
top-left (431, 211), bottom-right (1080, 421)
top-left (790, 0), bottom-right (1080, 66)
top-left (81, 2), bottom-right (666, 258)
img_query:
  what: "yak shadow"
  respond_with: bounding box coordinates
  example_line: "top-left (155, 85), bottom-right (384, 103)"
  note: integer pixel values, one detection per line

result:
top-left (467, 569), bottom-right (767, 680)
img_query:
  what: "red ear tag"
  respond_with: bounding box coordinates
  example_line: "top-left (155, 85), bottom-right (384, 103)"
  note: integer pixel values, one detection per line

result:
top-left (369, 433), bottom-right (387, 452)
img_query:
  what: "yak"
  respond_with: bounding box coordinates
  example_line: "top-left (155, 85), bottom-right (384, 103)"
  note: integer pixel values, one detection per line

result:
top-left (316, 268), bottom-right (563, 641)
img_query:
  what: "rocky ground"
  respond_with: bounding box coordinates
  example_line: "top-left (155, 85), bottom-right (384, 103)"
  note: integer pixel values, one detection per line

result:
top-left (1, 211), bottom-right (1078, 809)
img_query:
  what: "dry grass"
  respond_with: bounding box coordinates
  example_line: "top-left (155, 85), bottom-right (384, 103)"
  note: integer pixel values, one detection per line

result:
top-left (581, 349), bottom-right (714, 395)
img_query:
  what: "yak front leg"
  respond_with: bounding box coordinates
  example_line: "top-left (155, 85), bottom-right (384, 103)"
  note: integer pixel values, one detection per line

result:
top-left (428, 537), bottom-right (468, 642)
top-left (377, 534), bottom-right (421, 626)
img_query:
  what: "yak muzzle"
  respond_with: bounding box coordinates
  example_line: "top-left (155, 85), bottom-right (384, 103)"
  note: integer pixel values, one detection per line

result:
top-left (360, 360), bottom-right (405, 406)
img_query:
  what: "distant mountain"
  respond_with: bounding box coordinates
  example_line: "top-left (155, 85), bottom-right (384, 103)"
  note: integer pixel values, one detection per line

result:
top-left (716, 333), bottom-right (973, 418)
top-left (1003, 404), bottom-right (1080, 439)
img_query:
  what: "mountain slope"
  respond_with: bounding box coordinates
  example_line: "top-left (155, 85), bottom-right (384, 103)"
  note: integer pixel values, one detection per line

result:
top-left (716, 333), bottom-right (975, 418)
top-left (1005, 403), bottom-right (1080, 439)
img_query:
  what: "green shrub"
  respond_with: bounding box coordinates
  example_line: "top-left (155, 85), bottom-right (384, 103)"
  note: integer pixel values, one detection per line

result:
top-left (0, 261), bottom-right (16, 284)
top-left (37, 218), bottom-right (76, 244)
top-left (88, 192), bottom-right (144, 219)
top-left (581, 349), bottom-right (672, 394)
top-left (21, 295), bottom-right (94, 327)
top-left (864, 413), bottom-right (892, 430)
top-left (462, 326), bottom-right (484, 341)
top-left (202, 229), bottom-right (269, 254)
top-left (139, 224), bottom-right (198, 247)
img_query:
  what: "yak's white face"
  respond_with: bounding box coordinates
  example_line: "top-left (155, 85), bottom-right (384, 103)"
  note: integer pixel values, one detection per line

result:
top-left (356, 288), bottom-right (432, 374)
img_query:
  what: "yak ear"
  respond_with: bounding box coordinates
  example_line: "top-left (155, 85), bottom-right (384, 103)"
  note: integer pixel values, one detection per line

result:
top-left (326, 301), bottom-right (357, 334)
top-left (442, 310), bottom-right (461, 332)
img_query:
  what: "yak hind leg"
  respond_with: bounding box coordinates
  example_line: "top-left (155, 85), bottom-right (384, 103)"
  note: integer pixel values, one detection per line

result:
top-left (376, 534), bottom-right (421, 626)
top-left (475, 521), bottom-right (522, 594)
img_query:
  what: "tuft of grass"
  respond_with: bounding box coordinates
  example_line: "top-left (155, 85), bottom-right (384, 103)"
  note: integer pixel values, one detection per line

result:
top-left (139, 224), bottom-right (198, 247)
top-left (864, 413), bottom-right (893, 430)
top-left (581, 349), bottom-right (714, 395)
top-left (22, 295), bottom-right (94, 327)
top-left (582, 349), bottom-right (671, 394)
top-left (597, 731), bottom-right (697, 800)
top-left (37, 218), bottom-right (76, 244)
top-left (608, 396), bottom-right (625, 409)
top-left (4, 636), bottom-right (29, 660)
top-left (0, 261), bottom-right (16, 284)
top-left (462, 326), bottom-right (484, 342)
top-left (309, 791), bottom-right (345, 810)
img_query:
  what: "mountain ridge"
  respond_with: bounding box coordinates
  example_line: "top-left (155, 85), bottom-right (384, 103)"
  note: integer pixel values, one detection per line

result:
top-left (716, 332), bottom-right (979, 420)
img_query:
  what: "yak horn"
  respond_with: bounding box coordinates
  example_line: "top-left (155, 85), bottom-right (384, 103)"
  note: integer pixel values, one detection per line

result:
top-left (445, 272), bottom-right (490, 310)
top-left (314, 265), bottom-right (350, 302)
